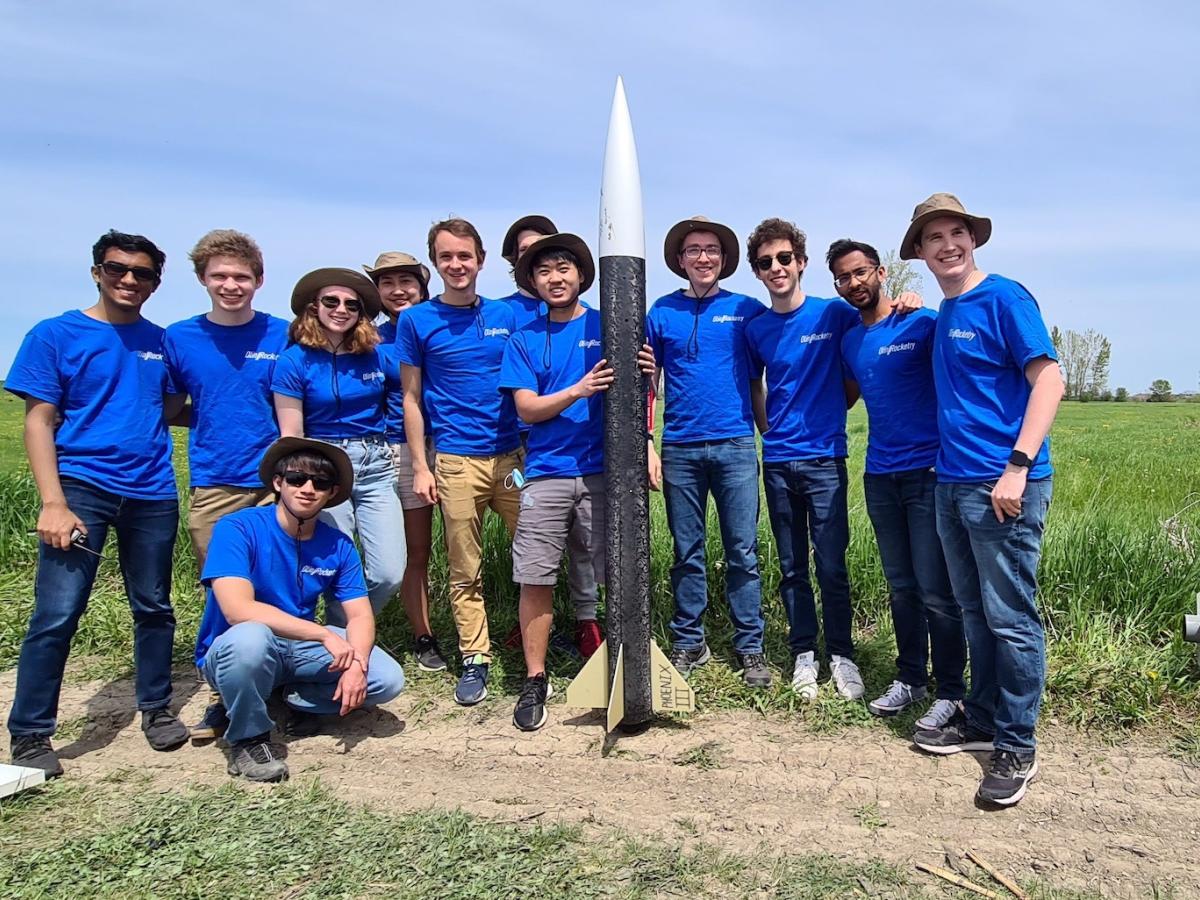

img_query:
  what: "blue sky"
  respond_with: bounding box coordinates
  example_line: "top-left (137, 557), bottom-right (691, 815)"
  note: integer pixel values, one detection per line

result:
top-left (2, 1), bottom-right (1196, 393)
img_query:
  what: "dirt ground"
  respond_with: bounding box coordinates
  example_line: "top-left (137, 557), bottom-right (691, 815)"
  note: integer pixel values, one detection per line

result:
top-left (2, 664), bottom-right (1195, 899)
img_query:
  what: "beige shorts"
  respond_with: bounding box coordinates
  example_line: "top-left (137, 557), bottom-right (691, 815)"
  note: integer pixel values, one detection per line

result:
top-left (390, 440), bottom-right (436, 510)
top-left (511, 475), bottom-right (606, 586)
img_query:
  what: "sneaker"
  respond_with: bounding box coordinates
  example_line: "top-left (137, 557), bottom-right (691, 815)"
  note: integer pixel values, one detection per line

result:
top-left (228, 733), bottom-right (289, 783)
top-left (977, 749), bottom-right (1039, 806)
top-left (915, 698), bottom-right (961, 732)
top-left (190, 691), bottom-right (229, 743)
top-left (913, 709), bottom-right (995, 755)
top-left (575, 619), bottom-right (604, 659)
top-left (737, 653), bottom-right (772, 688)
top-left (415, 634), bottom-right (449, 672)
top-left (10, 734), bottom-right (63, 779)
top-left (513, 673), bottom-right (555, 732)
top-left (830, 655), bottom-right (865, 701)
top-left (548, 628), bottom-right (582, 660)
top-left (868, 680), bottom-right (927, 717)
top-left (285, 709), bottom-right (323, 738)
top-left (668, 643), bottom-right (711, 677)
top-left (791, 651), bottom-right (820, 701)
top-left (455, 654), bottom-right (490, 706)
top-left (141, 708), bottom-right (189, 751)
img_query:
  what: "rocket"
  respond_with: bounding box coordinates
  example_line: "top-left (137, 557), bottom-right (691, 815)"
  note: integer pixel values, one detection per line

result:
top-left (566, 77), bottom-right (694, 731)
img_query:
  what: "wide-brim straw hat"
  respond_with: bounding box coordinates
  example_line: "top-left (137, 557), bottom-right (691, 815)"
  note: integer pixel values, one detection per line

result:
top-left (899, 193), bottom-right (992, 260)
top-left (663, 216), bottom-right (739, 279)
top-left (258, 437), bottom-right (354, 508)
top-left (502, 214), bottom-right (558, 264)
top-left (290, 267), bottom-right (382, 318)
top-left (363, 252), bottom-right (431, 301)
top-left (514, 233), bottom-right (595, 297)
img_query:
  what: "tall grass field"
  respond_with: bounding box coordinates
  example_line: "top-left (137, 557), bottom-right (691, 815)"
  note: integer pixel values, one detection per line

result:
top-left (0, 390), bottom-right (1197, 736)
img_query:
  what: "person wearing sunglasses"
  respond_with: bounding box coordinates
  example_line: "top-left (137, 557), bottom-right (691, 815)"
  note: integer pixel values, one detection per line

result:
top-left (195, 437), bottom-right (405, 782)
top-left (644, 216), bottom-right (770, 688)
top-left (271, 268), bottom-right (406, 635)
top-left (5, 230), bottom-right (188, 778)
top-left (362, 251), bottom-right (449, 675)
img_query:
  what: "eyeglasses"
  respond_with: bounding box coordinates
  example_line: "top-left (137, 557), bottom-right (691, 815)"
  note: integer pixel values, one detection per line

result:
top-left (98, 260), bottom-right (160, 284)
top-left (318, 295), bottom-right (362, 314)
top-left (832, 265), bottom-right (880, 288)
top-left (681, 245), bottom-right (722, 261)
top-left (281, 471), bottom-right (337, 491)
top-left (754, 252), bottom-right (796, 272)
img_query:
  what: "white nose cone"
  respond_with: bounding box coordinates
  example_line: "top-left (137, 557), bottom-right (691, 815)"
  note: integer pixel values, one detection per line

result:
top-left (599, 76), bottom-right (645, 260)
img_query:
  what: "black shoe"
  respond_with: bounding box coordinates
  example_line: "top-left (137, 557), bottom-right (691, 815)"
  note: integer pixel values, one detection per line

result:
top-left (285, 709), bottom-right (324, 738)
top-left (190, 691), bottom-right (229, 743)
top-left (669, 643), bottom-right (711, 678)
top-left (737, 653), bottom-right (772, 688)
top-left (415, 634), bottom-right (449, 672)
top-left (977, 749), bottom-right (1039, 806)
top-left (228, 733), bottom-right (288, 783)
top-left (10, 734), bottom-right (63, 779)
top-left (513, 674), bottom-right (554, 732)
top-left (913, 709), bottom-right (994, 755)
top-left (142, 708), bottom-right (189, 751)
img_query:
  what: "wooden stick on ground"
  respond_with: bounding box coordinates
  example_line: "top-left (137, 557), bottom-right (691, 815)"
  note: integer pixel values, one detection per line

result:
top-left (915, 863), bottom-right (1001, 899)
top-left (966, 850), bottom-right (1031, 900)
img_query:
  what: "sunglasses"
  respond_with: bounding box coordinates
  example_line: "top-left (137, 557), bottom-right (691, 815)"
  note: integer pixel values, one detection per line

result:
top-left (281, 471), bottom-right (337, 492)
top-left (98, 260), bottom-right (160, 284)
top-left (318, 295), bottom-right (363, 314)
top-left (754, 252), bottom-right (796, 272)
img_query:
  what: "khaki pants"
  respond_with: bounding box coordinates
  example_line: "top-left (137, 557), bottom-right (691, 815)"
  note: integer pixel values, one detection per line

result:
top-left (435, 449), bottom-right (522, 661)
top-left (187, 485), bottom-right (275, 573)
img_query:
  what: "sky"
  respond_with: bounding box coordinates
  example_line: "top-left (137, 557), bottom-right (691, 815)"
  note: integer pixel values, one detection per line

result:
top-left (1, 1), bottom-right (1197, 393)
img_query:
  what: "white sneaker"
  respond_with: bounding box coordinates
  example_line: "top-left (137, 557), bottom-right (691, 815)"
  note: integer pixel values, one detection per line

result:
top-left (830, 655), bottom-right (865, 700)
top-left (868, 680), bottom-right (927, 717)
top-left (915, 698), bottom-right (961, 732)
top-left (791, 651), bottom-right (819, 701)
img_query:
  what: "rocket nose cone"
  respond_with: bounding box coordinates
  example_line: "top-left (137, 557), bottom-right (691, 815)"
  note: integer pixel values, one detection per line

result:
top-left (600, 76), bottom-right (645, 260)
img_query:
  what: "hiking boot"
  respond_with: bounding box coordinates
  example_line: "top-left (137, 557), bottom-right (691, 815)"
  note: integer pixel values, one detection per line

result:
top-left (455, 655), bottom-right (490, 706)
top-left (913, 709), bottom-right (995, 755)
top-left (668, 643), bottom-right (711, 677)
top-left (228, 733), bottom-right (288, 783)
top-left (415, 634), bottom-right (449, 672)
top-left (285, 709), bottom-right (323, 738)
top-left (190, 691), bottom-right (229, 743)
top-left (915, 698), bottom-right (961, 732)
top-left (575, 619), bottom-right (604, 659)
top-left (977, 749), bottom-right (1039, 806)
top-left (737, 653), bottom-right (772, 688)
top-left (10, 734), bottom-right (63, 779)
top-left (868, 680), bottom-right (927, 717)
top-left (141, 708), bottom-right (189, 751)
top-left (830, 655), bottom-right (865, 701)
top-left (513, 673), bottom-right (554, 732)
top-left (791, 651), bottom-right (820, 701)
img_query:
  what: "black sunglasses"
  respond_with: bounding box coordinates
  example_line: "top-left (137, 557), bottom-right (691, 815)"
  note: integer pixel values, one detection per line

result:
top-left (98, 260), bottom-right (160, 284)
top-left (281, 471), bottom-right (337, 492)
top-left (754, 251), bottom-right (795, 272)
top-left (318, 295), bottom-right (362, 314)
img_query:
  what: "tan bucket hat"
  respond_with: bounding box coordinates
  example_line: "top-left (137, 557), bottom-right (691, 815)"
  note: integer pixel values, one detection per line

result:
top-left (514, 233), bottom-right (595, 296)
top-left (259, 437), bottom-right (354, 508)
top-left (899, 193), bottom-right (992, 260)
top-left (502, 214), bottom-right (558, 264)
top-left (290, 267), bottom-right (381, 319)
top-left (663, 216), bottom-right (739, 279)
top-left (363, 252), bottom-right (431, 300)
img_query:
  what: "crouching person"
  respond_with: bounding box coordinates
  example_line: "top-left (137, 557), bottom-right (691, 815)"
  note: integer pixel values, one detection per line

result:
top-left (195, 437), bottom-right (405, 781)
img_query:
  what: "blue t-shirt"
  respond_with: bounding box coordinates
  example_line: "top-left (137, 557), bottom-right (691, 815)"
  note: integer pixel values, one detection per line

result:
top-left (163, 312), bottom-right (290, 488)
top-left (270, 344), bottom-right (386, 440)
top-left (500, 290), bottom-right (544, 330)
top-left (645, 289), bottom-right (765, 444)
top-left (194, 505), bottom-right (368, 665)
top-left (499, 308), bottom-right (604, 479)
top-left (745, 296), bottom-right (859, 463)
top-left (841, 309), bottom-right (941, 475)
top-left (377, 318), bottom-right (397, 344)
top-left (5, 309), bottom-right (177, 499)
top-left (379, 341), bottom-right (407, 444)
top-left (933, 274), bottom-right (1056, 483)
top-left (395, 297), bottom-right (520, 456)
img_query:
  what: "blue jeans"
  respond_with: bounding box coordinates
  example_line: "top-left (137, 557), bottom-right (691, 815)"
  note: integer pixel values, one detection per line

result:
top-left (935, 478), bottom-right (1052, 753)
top-left (320, 439), bottom-right (407, 626)
top-left (8, 477), bottom-right (179, 737)
top-left (662, 437), bottom-right (764, 654)
top-left (762, 458), bottom-right (853, 659)
top-left (202, 621), bottom-right (405, 743)
top-left (864, 468), bottom-right (965, 699)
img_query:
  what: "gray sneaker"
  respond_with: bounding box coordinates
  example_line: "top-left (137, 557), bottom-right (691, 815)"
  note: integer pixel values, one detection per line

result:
top-left (668, 643), bottom-right (711, 677)
top-left (791, 651), bottom-right (819, 701)
top-left (736, 653), bottom-right (772, 688)
top-left (868, 680), bottom-right (927, 717)
top-left (915, 698), bottom-right (961, 732)
top-left (830, 655), bottom-right (865, 701)
top-left (228, 733), bottom-right (288, 783)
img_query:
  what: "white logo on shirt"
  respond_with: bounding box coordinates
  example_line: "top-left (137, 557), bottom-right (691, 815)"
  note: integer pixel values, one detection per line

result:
top-left (800, 332), bottom-right (833, 344)
top-left (301, 565), bottom-right (336, 577)
top-left (878, 341), bottom-right (917, 356)
top-left (363, 370), bottom-right (385, 382)
top-left (244, 351), bottom-right (278, 361)
top-left (578, 339), bottom-right (601, 349)
top-left (137, 351), bottom-right (164, 361)
top-left (948, 328), bottom-right (977, 341)
top-left (484, 327), bottom-right (510, 338)
top-left (711, 315), bottom-right (744, 323)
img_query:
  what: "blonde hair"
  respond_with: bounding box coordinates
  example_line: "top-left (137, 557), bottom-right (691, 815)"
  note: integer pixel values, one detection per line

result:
top-left (288, 304), bottom-right (380, 354)
top-left (189, 229), bottom-right (264, 278)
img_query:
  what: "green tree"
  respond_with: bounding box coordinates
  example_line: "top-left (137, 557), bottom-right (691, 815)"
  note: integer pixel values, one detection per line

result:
top-left (1149, 379), bottom-right (1173, 402)
top-left (882, 250), bottom-right (923, 301)
top-left (1114, 386), bottom-right (1129, 402)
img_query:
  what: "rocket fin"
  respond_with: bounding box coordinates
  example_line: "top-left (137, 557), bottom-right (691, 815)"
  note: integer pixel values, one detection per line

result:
top-left (606, 644), bottom-right (626, 732)
top-left (649, 640), bottom-right (696, 714)
top-left (565, 639), bottom-right (609, 709)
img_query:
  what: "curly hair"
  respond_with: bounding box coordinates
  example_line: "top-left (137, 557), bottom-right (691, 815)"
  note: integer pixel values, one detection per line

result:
top-left (745, 218), bottom-right (808, 268)
top-left (288, 303), bottom-right (380, 354)
top-left (189, 229), bottom-right (264, 278)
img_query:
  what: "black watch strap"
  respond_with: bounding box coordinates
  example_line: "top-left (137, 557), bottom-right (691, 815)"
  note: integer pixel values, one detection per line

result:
top-left (1008, 449), bottom-right (1033, 469)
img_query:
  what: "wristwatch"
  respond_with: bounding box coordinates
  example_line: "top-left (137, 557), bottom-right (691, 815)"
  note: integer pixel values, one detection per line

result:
top-left (1008, 449), bottom-right (1033, 469)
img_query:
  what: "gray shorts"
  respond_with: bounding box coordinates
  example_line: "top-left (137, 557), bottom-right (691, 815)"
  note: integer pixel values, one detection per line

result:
top-left (512, 474), bottom-right (605, 586)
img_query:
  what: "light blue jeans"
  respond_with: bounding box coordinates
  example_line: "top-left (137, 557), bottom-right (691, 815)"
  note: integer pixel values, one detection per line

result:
top-left (319, 438), bottom-right (407, 626)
